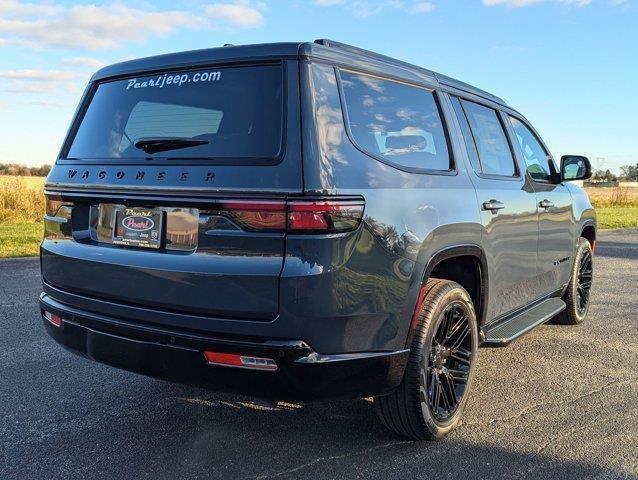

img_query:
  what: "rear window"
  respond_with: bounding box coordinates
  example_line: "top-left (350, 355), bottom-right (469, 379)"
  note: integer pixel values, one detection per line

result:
top-left (65, 64), bottom-right (284, 162)
top-left (339, 70), bottom-right (451, 171)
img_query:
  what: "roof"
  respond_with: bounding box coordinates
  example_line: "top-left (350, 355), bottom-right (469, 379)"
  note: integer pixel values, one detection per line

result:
top-left (91, 42), bottom-right (302, 82)
top-left (91, 39), bottom-right (507, 107)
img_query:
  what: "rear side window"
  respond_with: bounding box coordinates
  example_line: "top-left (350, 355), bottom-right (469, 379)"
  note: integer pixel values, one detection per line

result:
top-left (509, 116), bottom-right (553, 181)
top-left (66, 64), bottom-right (284, 162)
top-left (339, 70), bottom-right (451, 171)
top-left (458, 99), bottom-right (517, 177)
top-left (450, 97), bottom-right (482, 174)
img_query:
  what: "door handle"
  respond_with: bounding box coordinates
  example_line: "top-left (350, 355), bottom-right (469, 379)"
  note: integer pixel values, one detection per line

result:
top-left (482, 199), bottom-right (505, 213)
top-left (539, 199), bottom-right (555, 210)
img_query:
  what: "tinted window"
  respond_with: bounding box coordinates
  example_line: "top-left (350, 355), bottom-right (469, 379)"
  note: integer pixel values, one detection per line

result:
top-left (461, 100), bottom-right (516, 177)
top-left (66, 64), bottom-right (283, 161)
top-left (450, 97), bottom-right (481, 174)
top-left (509, 116), bottom-right (552, 181)
top-left (340, 70), bottom-right (451, 171)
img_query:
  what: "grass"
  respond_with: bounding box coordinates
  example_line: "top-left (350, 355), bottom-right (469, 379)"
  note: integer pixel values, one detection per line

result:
top-left (585, 186), bottom-right (638, 208)
top-left (0, 176), bottom-right (636, 258)
top-left (585, 187), bottom-right (638, 230)
top-left (594, 207), bottom-right (638, 230)
top-left (0, 175), bottom-right (45, 224)
top-left (0, 221), bottom-right (42, 257)
top-left (0, 175), bottom-right (46, 258)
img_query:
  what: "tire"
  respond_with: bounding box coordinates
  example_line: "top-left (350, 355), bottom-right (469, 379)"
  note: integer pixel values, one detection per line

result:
top-left (555, 237), bottom-right (593, 325)
top-left (374, 279), bottom-right (478, 440)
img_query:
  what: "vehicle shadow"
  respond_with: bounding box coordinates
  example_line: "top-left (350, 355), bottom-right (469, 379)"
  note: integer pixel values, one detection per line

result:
top-left (7, 374), bottom-right (633, 480)
top-left (595, 239), bottom-right (638, 259)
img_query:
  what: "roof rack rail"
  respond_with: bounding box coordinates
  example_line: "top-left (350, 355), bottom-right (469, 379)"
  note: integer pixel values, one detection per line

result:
top-left (314, 39), bottom-right (435, 76)
top-left (314, 38), bottom-right (507, 107)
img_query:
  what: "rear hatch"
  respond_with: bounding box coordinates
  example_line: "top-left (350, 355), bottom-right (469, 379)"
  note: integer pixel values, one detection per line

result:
top-left (42, 57), bottom-right (302, 321)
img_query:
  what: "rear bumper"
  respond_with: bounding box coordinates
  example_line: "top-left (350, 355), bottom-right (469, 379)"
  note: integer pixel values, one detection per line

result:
top-left (40, 293), bottom-right (409, 401)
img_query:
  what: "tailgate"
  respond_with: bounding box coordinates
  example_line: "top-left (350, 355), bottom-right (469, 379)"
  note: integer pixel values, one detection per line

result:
top-left (41, 60), bottom-right (302, 321)
top-left (41, 194), bottom-right (287, 319)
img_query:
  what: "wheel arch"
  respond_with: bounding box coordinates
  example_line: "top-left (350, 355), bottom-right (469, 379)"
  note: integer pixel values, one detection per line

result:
top-left (581, 222), bottom-right (596, 251)
top-left (405, 244), bottom-right (488, 348)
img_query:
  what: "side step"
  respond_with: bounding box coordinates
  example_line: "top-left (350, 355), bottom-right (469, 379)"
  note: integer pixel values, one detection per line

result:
top-left (481, 297), bottom-right (566, 347)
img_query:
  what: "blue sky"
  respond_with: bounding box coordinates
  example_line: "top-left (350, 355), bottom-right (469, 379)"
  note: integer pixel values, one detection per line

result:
top-left (0, 0), bottom-right (636, 173)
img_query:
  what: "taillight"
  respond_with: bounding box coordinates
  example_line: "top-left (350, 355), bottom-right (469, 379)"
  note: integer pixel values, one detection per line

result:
top-left (287, 200), bottom-right (364, 233)
top-left (202, 198), bottom-right (364, 234)
top-left (215, 200), bottom-right (287, 231)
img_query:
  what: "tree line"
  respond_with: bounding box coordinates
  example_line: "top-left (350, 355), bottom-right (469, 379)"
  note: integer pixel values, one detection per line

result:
top-left (589, 164), bottom-right (638, 183)
top-left (0, 163), bottom-right (52, 176)
top-left (619, 164), bottom-right (638, 181)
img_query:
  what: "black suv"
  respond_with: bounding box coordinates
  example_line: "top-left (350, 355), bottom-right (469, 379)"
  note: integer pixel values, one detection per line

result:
top-left (40, 40), bottom-right (595, 440)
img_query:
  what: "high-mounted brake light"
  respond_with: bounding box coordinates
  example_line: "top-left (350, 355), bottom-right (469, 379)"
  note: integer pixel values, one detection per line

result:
top-left (202, 198), bottom-right (364, 234)
top-left (203, 351), bottom-right (278, 371)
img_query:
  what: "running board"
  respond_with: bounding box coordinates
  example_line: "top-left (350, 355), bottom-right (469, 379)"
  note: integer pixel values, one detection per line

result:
top-left (481, 297), bottom-right (566, 347)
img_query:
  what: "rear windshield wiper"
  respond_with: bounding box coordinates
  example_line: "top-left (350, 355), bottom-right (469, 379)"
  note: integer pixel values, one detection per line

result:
top-left (134, 137), bottom-right (209, 154)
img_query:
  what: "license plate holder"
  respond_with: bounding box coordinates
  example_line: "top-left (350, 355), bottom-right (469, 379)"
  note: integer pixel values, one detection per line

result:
top-left (113, 207), bottom-right (163, 249)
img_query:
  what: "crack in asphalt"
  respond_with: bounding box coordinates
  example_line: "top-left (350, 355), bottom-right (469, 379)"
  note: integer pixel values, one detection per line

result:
top-left (461, 379), bottom-right (628, 428)
top-left (244, 440), bottom-right (414, 479)
top-left (535, 424), bottom-right (590, 456)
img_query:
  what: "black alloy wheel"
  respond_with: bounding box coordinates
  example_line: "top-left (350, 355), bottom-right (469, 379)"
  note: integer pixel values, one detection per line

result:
top-left (426, 301), bottom-right (473, 422)
top-left (556, 237), bottom-right (594, 325)
top-left (576, 248), bottom-right (593, 316)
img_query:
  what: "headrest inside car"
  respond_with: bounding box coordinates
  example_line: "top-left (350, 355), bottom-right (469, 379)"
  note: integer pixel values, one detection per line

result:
top-left (385, 135), bottom-right (427, 150)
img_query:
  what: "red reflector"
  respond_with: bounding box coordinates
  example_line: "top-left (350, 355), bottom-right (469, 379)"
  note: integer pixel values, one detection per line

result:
top-left (204, 351), bottom-right (243, 366)
top-left (203, 351), bottom-right (278, 371)
top-left (43, 311), bottom-right (62, 327)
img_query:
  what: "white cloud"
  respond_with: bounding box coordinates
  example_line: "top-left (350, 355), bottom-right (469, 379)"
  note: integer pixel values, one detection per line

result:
top-left (23, 99), bottom-right (67, 107)
top-left (0, 69), bottom-right (83, 99)
top-left (0, 69), bottom-right (77, 82)
top-left (411, 2), bottom-right (436, 13)
top-left (316, 0), bottom-right (437, 17)
top-left (0, 1), bottom-right (265, 50)
top-left (483, 0), bottom-right (592, 6)
top-left (204, 2), bottom-right (264, 28)
top-left (61, 57), bottom-right (107, 69)
top-left (0, 0), bottom-right (61, 17)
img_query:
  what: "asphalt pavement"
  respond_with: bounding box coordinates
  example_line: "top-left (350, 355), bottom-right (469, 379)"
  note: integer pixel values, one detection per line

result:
top-left (1, 229), bottom-right (637, 480)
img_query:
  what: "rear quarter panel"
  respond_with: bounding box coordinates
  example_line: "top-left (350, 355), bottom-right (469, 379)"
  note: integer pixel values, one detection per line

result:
top-left (283, 61), bottom-right (483, 353)
top-left (565, 182), bottom-right (596, 237)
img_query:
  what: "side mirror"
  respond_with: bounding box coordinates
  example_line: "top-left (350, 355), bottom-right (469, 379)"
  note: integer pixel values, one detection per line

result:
top-left (560, 155), bottom-right (592, 181)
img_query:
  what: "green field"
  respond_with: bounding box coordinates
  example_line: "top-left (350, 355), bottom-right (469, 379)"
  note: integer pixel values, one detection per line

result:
top-left (0, 176), bottom-right (637, 257)
top-left (595, 207), bottom-right (638, 230)
top-left (0, 221), bottom-right (42, 257)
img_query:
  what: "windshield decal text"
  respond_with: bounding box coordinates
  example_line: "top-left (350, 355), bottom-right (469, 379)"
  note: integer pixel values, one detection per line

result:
top-left (126, 71), bottom-right (221, 91)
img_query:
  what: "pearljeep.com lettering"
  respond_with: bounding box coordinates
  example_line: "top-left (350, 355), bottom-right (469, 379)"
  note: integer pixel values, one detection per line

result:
top-left (126, 71), bottom-right (222, 90)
